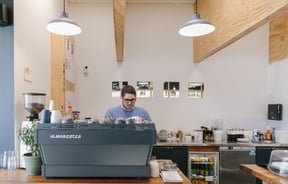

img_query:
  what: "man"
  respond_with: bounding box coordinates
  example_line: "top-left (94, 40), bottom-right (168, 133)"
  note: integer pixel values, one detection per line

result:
top-left (104, 85), bottom-right (152, 121)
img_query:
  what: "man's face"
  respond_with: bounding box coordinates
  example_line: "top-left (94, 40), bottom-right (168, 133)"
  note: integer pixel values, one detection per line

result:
top-left (121, 93), bottom-right (136, 110)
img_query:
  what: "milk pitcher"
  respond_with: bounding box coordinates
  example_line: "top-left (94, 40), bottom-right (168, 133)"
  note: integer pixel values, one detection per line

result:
top-left (50, 110), bottom-right (63, 124)
top-left (40, 109), bottom-right (51, 123)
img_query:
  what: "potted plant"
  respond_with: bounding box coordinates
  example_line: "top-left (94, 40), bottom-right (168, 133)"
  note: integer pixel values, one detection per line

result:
top-left (17, 121), bottom-right (42, 175)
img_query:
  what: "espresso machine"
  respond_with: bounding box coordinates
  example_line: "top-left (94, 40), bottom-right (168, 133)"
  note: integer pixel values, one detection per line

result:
top-left (36, 123), bottom-right (157, 178)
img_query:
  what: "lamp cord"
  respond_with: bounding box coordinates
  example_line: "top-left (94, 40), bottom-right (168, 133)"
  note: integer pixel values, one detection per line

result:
top-left (63, 0), bottom-right (66, 12)
top-left (195, 0), bottom-right (198, 14)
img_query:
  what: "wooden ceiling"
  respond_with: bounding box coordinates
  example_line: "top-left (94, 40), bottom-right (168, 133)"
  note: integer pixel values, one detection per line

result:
top-left (71, 0), bottom-right (288, 63)
top-left (194, 0), bottom-right (288, 63)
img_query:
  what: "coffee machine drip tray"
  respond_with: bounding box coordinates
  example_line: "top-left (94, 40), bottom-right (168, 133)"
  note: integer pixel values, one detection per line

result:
top-left (35, 123), bottom-right (157, 178)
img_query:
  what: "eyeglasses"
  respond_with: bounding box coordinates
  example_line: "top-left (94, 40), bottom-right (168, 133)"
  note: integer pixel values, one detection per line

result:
top-left (123, 98), bottom-right (136, 103)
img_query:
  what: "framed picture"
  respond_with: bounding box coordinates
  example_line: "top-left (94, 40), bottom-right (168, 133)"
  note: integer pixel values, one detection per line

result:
top-left (163, 81), bottom-right (180, 98)
top-left (112, 81), bottom-right (128, 97)
top-left (136, 81), bottom-right (153, 98)
top-left (188, 82), bottom-right (204, 98)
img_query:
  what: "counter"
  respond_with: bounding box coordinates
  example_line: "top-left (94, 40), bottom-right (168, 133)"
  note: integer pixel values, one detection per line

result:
top-left (0, 168), bottom-right (191, 184)
top-left (240, 164), bottom-right (288, 184)
top-left (156, 140), bottom-right (288, 147)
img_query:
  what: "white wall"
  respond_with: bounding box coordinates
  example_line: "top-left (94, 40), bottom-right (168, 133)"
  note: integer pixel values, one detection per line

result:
top-left (268, 59), bottom-right (288, 130)
top-left (13, 1), bottom-right (288, 136)
top-left (14, 0), bottom-right (61, 129)
top-left (70, 2), bottom-right (286, 132)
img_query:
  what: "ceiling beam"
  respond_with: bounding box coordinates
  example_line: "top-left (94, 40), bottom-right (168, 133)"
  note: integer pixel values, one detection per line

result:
top-left (193, 0), bottom-right (288, 63)
top-left (113, 0), bottom-right (126, 62)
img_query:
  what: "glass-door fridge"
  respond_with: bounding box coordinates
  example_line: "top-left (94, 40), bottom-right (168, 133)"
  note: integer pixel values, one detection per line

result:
top-left (188, 151), bottom-right (219, 184)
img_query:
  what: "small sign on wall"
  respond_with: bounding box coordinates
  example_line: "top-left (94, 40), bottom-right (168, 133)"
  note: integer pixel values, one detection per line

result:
top-left (24, 67), bottom-right (32, 82)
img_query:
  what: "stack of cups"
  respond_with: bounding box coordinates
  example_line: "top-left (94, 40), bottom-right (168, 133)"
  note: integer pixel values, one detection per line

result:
top-left (0, 150), bottom-right (17, 169)
top-left (213, 119), bottom-right (224, 142)
top-left (49, 100), bottom-right (63, 124)
top-left (150, 159), bottom-right (160, 177)
top-left (214, 130), bottom-right (223, 142)
top-left (40, 100), bottom-right (63, 124)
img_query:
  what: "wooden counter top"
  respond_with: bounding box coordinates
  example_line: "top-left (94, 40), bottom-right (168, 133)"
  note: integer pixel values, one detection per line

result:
top-left (0, 169), bottom-right (191, 184)
top-left (240, 164), bottom-right (288, 184)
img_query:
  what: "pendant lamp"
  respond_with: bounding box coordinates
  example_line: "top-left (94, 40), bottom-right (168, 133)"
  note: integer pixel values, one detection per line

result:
top-left (178, 0), bottom-right (215, 37)
top-left (46, 0), bottom-right (82, 36)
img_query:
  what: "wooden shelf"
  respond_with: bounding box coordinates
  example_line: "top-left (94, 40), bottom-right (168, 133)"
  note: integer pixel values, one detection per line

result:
top-left (240, 164), bottom-right (288, 184)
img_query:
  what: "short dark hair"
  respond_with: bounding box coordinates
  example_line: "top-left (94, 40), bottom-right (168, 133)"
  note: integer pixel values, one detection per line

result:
top-left (121, 85), bottom-right (136, 97)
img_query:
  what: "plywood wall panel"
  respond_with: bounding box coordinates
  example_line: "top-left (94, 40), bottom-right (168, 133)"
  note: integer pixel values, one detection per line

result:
top-left (50, 34), bottom-right (65, 111)
top-left (113, 0), bottom-right (126, 62)
top-left (193, 0), bottom-right (288, 63)
top-left (269, 12), bottom-right (288, 63)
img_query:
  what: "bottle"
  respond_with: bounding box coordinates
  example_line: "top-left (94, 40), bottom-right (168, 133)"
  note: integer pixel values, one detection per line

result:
top-left (204, 130), bottom-right (210, 141)
top-left (177, 129), bottom-right (183, 142)
top-left (66, 101), bottom-right (73, 117)
top-left (210, 130), bottom-right (214, 141)
top-left (265, 126), bottom-right (271, 141)
top-left (272, 128), bottom-right (276, 143)
top-left (252, 129), bottom-right (259, 143)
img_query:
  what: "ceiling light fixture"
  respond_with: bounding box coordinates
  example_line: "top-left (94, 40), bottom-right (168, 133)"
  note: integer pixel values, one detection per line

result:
top-left (178, 0), bottom-right (215, 37)
top-left (46, 0), bottom-right (82, 36)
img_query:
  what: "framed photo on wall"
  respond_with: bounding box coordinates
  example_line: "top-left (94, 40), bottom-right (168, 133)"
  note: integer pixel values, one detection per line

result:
top-left (188, 82), bottom-right (204, 98)
top-left (136, 81), bottom-right (153, 98)
top-left (112, 81), bottom-right (128, 97)
top-left (163, 81), bottom-right (180, 98)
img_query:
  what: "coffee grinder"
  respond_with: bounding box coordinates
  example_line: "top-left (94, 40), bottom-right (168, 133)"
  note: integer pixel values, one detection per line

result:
top-left (20, 93), bottom-right (46, 168)
top-left (23, 93), bottom-right (46, 121)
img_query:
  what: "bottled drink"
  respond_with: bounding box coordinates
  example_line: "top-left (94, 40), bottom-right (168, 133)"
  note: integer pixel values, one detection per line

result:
top-left (272, 128), bottom-right (276, 143)
top-left (177, 129), bottom-right (183, 142)
top-left (265, 126), bottom-right (271, 141)
top-left (252, 129), bottom-right (259, 143)
top-left (66, 101), bottom-right (73, 117)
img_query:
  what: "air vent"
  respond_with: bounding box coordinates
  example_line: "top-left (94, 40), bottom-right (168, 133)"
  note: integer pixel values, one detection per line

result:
top-left (0, 3), bottom-right (8, 26)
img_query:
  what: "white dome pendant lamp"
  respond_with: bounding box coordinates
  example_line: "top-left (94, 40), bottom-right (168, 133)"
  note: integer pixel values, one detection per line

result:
top-left (178, 0), bottom-right (215, 37)
top-left (46, 0), bottom-right (82, 36)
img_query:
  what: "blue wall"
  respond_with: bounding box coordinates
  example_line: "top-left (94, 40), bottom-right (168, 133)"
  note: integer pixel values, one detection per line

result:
top-left (0, 0), bottom-right (14, 152)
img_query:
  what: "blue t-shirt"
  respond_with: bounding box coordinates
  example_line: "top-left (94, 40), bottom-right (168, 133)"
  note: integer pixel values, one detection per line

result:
top-left (104, 106), bottom-right (152, 121)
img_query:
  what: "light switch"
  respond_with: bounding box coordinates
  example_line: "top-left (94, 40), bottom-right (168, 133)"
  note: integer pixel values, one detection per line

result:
top-left (24, 67), bottom-right (32, 82)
